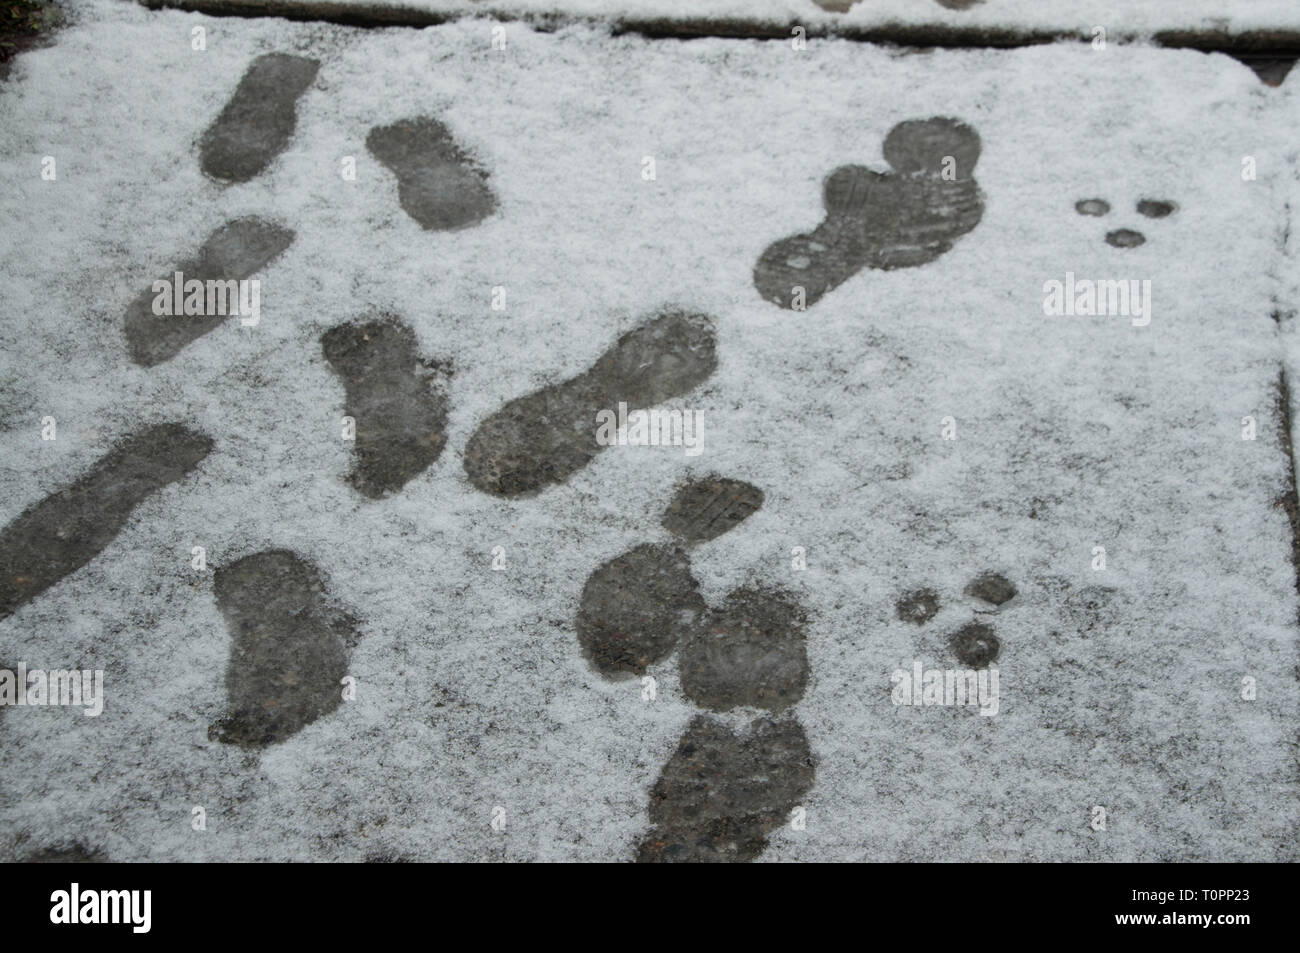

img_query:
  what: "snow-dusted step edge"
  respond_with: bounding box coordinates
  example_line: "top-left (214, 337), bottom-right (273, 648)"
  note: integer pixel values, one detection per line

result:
top-left (132, 0), bottom-right (1300, 44)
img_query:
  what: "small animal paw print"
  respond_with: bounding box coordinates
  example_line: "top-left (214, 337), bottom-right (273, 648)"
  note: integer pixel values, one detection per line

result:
top-left (896, 570), bottom-right (1017, 669)
top-left (1075, 197), bottom-right (1177, 249)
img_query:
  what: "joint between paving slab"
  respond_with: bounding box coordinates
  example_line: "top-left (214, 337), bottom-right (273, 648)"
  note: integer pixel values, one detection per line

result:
top-left (133, 0), bottom-right (1300, 58)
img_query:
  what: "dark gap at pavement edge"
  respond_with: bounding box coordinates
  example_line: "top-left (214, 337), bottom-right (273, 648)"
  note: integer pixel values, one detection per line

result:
top-left (135, 0), bottom-right (1300, 58)
top-left (1274, 368), bottom-right (1300, 615)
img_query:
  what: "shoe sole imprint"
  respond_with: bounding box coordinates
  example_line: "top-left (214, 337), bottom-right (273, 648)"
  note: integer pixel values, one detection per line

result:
top-left (366, 117), bottom-right (497, 231)
top-left (321, 316), bottom-right (450, 499)
top-left (754, 117), bottom-right (984, 309)
top-left (199, 52), bottom-right (320, 184)
top-left (0, 423), bottom-right (212, 621)
top-left (637, 715), bottom-right (814, 863)
top-left (123, 218), bottom-right (295, 367)
top-left (464, 310), bottom-right (717, 498)
top-left (210, 549), bottom-right (357, 749)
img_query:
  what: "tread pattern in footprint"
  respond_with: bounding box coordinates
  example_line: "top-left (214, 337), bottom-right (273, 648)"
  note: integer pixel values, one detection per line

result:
top-left (574, 476), bottom-right (814, 862)
top-left (753, 116), bottom-right (984, 309)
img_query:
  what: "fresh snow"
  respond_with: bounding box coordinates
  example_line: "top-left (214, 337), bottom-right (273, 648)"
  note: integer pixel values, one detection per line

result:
top-left (0, 0), bottom-right (1296, 861)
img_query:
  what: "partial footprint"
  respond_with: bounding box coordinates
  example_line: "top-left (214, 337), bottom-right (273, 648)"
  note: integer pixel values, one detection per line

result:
top-left (678, 587), bottom-right (809, 713)
top-left (575, 475), bottom-right (761, 678)
top-left (123, 218), bottom-right (295, 367)
top-left (210, 550), bottom-right (356, 748)
top-left (464, 311), bottom-right (717, 497)
top-left (26, 843), bottom-right (108, 863)
top-left (200, 52), bottom-right (320, 183)
top-left (754, 117), bottom-right (984, 309)
top-left (637, 715), bottom-right (814, 863)
top-left (661, 476), bottom-right (764, 543)
top-left (0, 424), bottom-right (212, 621)
top-left (321, 316), bottom-right (450, 499)
top-left (575, 543), bottom-right (705, 677)
top-left (367, 117), bottom-right (497, 231)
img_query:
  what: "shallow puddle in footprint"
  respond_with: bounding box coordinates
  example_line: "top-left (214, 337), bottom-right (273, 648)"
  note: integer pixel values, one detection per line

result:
top-left (678, 586), bottom-right (809, 713)
top-left (0, 423), bottom-right (212, 621)
top-left (575, 543), bottom-right (705, 678)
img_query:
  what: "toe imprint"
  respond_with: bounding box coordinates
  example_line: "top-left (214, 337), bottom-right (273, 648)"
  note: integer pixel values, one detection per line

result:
top-left (210, 550), bottom-right (357, 749)
top-left (896, 588), bottom-right (940, 624)
top-left (366, 117), bottom-right (497, 231)
top-left (463, 310), bottom-right (716, 497)
top-left (0, 424), bottom-right (212, 621)
top-left (1105, 228), bottom-right (1146, 249)
top-left (321, 316), bottom-right (450, 499)
top-left (124, 218), bottom-right (295, 367)
top-left (200, 52), bottom-right (320, 183)
top-left (1136, 200), bottom-right (1176, 219)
